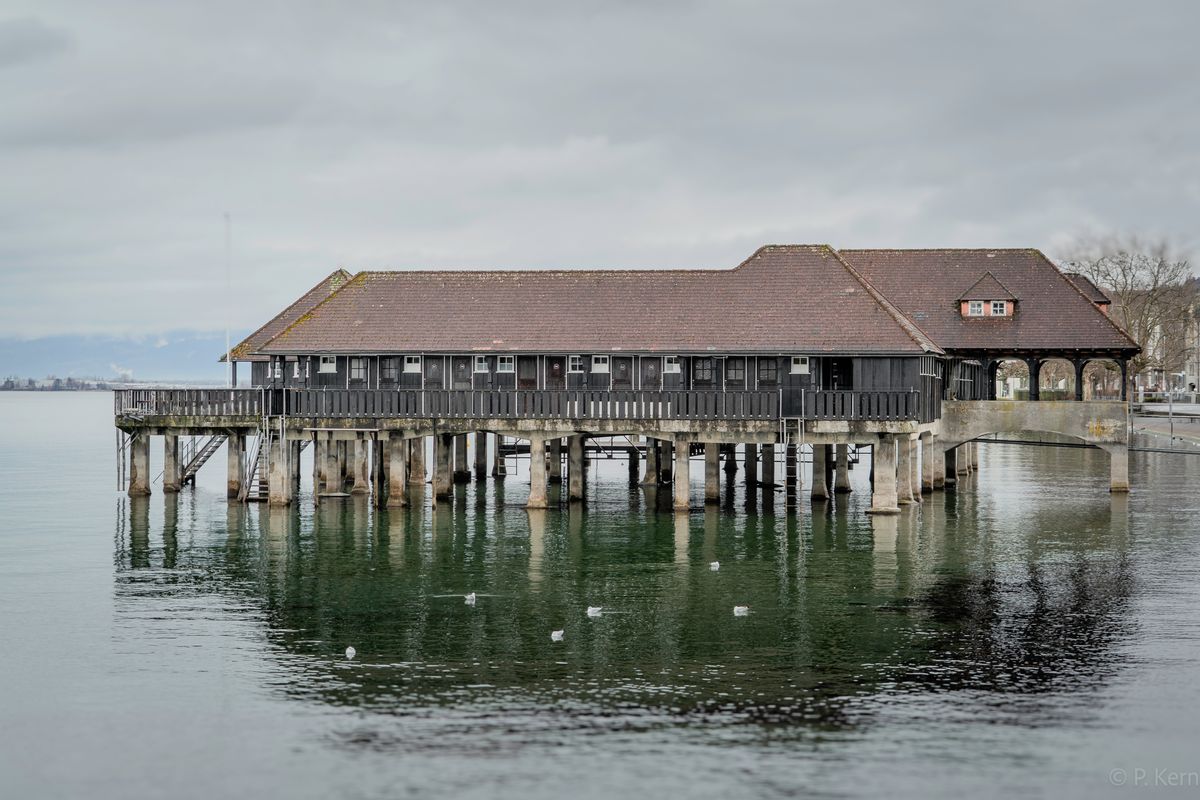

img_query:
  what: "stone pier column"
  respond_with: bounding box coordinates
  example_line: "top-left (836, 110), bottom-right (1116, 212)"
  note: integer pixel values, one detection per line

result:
top-left (291, 440), bottom-right (303, 490)
top-left (268, 435), bottom-right (291, 507)
top-left (745, 443), bottom-right (758, 487)
top-left (896, 436), bottom-right (915, 504)
top-left (1109, 445), bottom-right (1130, 493)
top-left (761, 443), bottom-right (775, 487)
top-left (932, 440), bottom-right (946, 489)
top-left (834, 444), bottom-right (851, 494)
top-left (944, 446), bottom-right (958, 487)
top-left (325, 436), bottom-right (340, 495)
top-left (659, 439), bottom-right (674, 484)
top-left (920, 437), bottom-right (934, 494)
top-left (970, 441), bottom-right (980, 470)
top-left (724, 443), bottom-right (738, 475)
top-left (433, 433), bottom-right (454, 500)
top-left (548, 438), bottom-right (563, 484)
top-left (128, 433), bottom-right (151, 497)
top-left (527, 437), bottom-right (549, 509)
top-left (228, 432), bottom-right (245, 499)
top-left (474, 431), bottom-right (488, 481)
top-left (810, 443), bottom-right (829, 500)
top-left (492, 434), bottom-right (507, 477)
top-left (351, 440), bottom-right (370, 494)
top-left (704, 443), bottom-right (720, 504)
top-left (568, 434), bottom-right (585, 502)
top-left (386, 436), bottom-right (408, 508)
top-left (454, 434), bottom-right (471, 483)
top-left (673, 438), bottom-right (691, 512)
top-left (868, 435), bottom-right (900, 514)
top-left (336, 441), bottom-right (348, 488)
top-left (628, 441), bottom-right (640, 483)
top-left (408, 437), bottom-right (427, 484)
top-left (163, 434), bottom-right (181, 493)
top-left (642, 438), bottom-right (659, 485)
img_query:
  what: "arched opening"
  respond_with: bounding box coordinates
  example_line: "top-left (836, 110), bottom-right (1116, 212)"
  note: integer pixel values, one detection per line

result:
top-left (992, 358), bottom-right (1029, 399)
top-left (1038, 358), bottom-right (1076, 400)
top-left (1082, 359), bottom-right (1123, 400)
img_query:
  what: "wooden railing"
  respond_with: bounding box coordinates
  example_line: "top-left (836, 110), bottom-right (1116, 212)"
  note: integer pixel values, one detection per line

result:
top-left (114, 387), bottom-right (930, 423)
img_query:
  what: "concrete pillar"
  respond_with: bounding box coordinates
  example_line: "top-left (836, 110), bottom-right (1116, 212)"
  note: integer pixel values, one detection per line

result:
top-left (970, 441), bottom-right (980, 470)
top-left (944, 446), bottom-right (958, 487)
top-left (163, 434), bottom-right (181, 493)
top-left (527, 437), bottom-right (548, 509)
top-left (351, 439), bottom-right (369, 494)
top-left (325, 436), bottom-right (340, 495)
top-left (386, 436), bottom-right (408, 507)
top-left (433, 433), bottom-right (453, 499)
top-left (674, 438), bottom-right (691, 512)
top-left (723, 443), bottom-right (738, 474)
top-left (704, 443), bottom-right (720, 504)
top-left (128, 433), bottom-right (151, 497)
top-left (868, 435), bottom-right (900, 514)
top-left (628, 442), bottom-right (640, 483)
top-left (1109, 445), bottom-right (1130, 493)
top-left (228, 432), bottom-right (245, 499)
top-left (920, 437), bottom-right (934, 493)
top-left (810, 443), bottom-right (829, 500)
top-left (745, 443), bottom-right (758, 486)
top-left (896, 436), bottom-right (915, 505)
top-left (568, 434), bottom-right (585, 502)
top-left (268, 435), bottom-right (291, 507)
top-left (492, 434), bottom-right (507, 477)
top-left (761, 443), bottom-right (775, 487)
top-left (454, 434), bottom-right (470, 483)
top-left (548, 438), bottom-right (562, 483)
top-left (958, 444), bottom-right (971, 475)
top-left (834, 444), bottom-right (851, 493)
top-left (474, 431), bottom-right (488, 480)
top-left (659, 439), bottom-right (674, 484)
top-left (291, 440), bottom-right (302, 490)
top-left (409, 437), bottom-right (426, 484)
top-left (932, 440), bottom-right (946, 489)
top-left (642, 438), bottom-right (659, 485)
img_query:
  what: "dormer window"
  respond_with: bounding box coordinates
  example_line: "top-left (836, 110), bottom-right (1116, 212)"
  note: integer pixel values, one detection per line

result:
top-left (967, 300), bottom-right (984, 317)
top-left (991, 300), bottom-right (1007, 316)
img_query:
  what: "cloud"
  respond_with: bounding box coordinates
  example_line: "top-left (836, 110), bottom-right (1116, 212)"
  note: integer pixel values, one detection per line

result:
top-left (0, 17), bottom-right (73, 69)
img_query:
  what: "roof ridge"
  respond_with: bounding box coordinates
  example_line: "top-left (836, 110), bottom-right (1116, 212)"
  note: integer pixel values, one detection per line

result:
top-left (830, 249), bottom-right (943, 354)
top-left (259, 270), bottom-right (367, 352)
top-left (957, 270), bottom-right (1017, 300)
top-left (221, 268), bottom-right (352, 362)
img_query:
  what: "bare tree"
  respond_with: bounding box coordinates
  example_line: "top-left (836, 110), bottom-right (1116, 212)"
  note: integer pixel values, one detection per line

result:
top-left (1060, 234), bottom-right (1196, 390)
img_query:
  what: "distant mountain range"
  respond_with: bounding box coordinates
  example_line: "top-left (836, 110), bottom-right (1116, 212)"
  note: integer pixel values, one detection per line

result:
top-left (0, 330), bottom-right (249, 383)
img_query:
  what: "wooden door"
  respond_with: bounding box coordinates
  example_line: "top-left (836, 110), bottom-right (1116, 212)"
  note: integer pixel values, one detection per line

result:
top-left (545, 356), bottom-right (566, 390)
top-left (612, 356), bottom-right (633, 389)
top-left (640, 357), bottom-right (661, 390)
top-left (424, 356), bottom-right (444, 389)
top-left (517, 356), bottom-right (538, 389)
top-left (452, 355), bottom-right (472, 389)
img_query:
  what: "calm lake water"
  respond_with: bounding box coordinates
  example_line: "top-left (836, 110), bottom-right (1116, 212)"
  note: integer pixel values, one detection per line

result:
top-left (2, 393), bottom-right (1200, 799)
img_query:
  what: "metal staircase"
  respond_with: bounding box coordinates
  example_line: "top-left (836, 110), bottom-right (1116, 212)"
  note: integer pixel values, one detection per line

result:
top-left (181, 435), bottom-right (227, 486)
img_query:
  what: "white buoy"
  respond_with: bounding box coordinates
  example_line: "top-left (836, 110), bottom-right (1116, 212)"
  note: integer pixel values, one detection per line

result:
top-left (586, 606), bottom-right (602, 618)
top-left (733, 606), bottom-right (749, 617)
top-left (551, 629), bottom-right (565, 642)
top-left (710, 561), bottom-right (720, 571)
top-left (345, 646), bottom-right (356, 660)
top-left (465, 592), bottom-right (476, 606)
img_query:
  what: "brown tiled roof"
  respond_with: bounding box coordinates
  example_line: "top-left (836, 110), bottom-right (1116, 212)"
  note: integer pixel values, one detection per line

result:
top-left (220, 269), bottom-right (353, 362)
top-left (957, 271), bottom-right (1016, 301)
top-left (260, 245), bottom-right (941, 355)
top-left (840, 249), bottom-right (1139, 354)
top-left (1062, 272), bottom-right (1111, 305)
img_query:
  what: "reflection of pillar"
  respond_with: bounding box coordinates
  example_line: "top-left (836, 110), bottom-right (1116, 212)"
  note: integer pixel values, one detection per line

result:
top-left (433, 433), bottom-right (453, 500)
top-left (129, 496), bottom-right (151, 568)
top-left (674, 513), bottom-right (690, 564)
top-left (474, 431), bottom-right (488, 480)
top-left (642, 439), bottom-right (659, 485)
top-left (129, 433), bottom-right (151, 497)
top-left (704, 443), bottom-right (720, 504)
top-left (920, 437), bottom-right (933, 493)
top-left (568, 434), bottom-right (585, 502)
top-left (868, 434), bottom-right (900, 514)
top-left (163, 434), bottom-right (181, 493)
top-left (386, 436), bottom-right (408, 507)
top-left (810, 443), bottom-right (828, 500)
top-left (527, 508), bottom-right (546, 589)
top-left (674, 438), bottom-right (691, 512)
top-left (834, 444), bottom-right (851, 493)
top-left (548, 438), bottom-right (562, 483)
top-left (744, 443), bottom-right (758, 486)
top-left (352, 440), bottom-right (370, 493)
top-left (896, 435), bottom-right (915, 504)
top-left (228, 432), bottom-right (245, 499)
top-left (1109, 445), bottom-right (1130, 493)
top-left (761, 443), bottom-right (775, 487)
top-left (527, 437), bottom-right (548, 509)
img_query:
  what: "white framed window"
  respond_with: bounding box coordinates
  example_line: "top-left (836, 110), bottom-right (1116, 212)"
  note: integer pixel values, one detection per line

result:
top-left (967, 300), bottom-right (984, 317)
top-left (304, 360), bottom-right (310, 379)
top-left (664, 356), bottom-right (681, 374)
top-left (474, 355), bottom-right (489, 373)
top-left (292, 361), bottom-right (301, 379)
top-left (991, 300), bottom-right (1007, 316)
top-left (790, 356), bottom-right (810, 375)
top-left (568, 355), bottom-right (584, 373)
top-left (403, 355), bottom-right (422, 373)
top-left (497, 355), bottom-right (515, 373)
top-left (273, 361), bottom-right (282, 379)
top-left (592, 355), bottom-right (610, 373)
top-left (349, 357), bottom-right (366, 382)
top-left (319, 356), bottom-right (337, 374)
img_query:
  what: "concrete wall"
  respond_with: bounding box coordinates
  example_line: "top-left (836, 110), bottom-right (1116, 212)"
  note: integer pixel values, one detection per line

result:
top-left (940, 400), bottom-right (1128, 451)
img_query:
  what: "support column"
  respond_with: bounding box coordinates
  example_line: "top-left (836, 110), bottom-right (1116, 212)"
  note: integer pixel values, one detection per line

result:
top-left (337, 441), bottom-right (349, 488)
top-left (956, 444), bottom-right (970, 476)
top-left (944, 446), bottom-right (958, 487)
top-left (896, 435), bottom-right (915, 505)
top-left (568, 434), bottom-right (585, 502)
top-left (128, 433), bottom-right (151, 497)
top-left (291, 440), bottom-right (302, 491)
top-left (628, 441), bottom-right (640, 483)
top-left (267, 434), bottom-right (291, 507)
top-left (642, 438), bottom-right (659, 485)
top-left (868, 435), bottom-right (900, 514)
top-left (386, 436), bottom-right (408, 508)
top-left (548, 438), bottom-right (563, 483)
top-left (674, 437), bottom-right (691, 512)
top-left (527, 437), bottom-right (548, 509)
top-left (433, 433), bottom-right (453, 499)
top-left (704, 443), bottom-right (720, 504)
top-left (1073, 359), bottom-right (1086, 401)
top-left (325, 435), bottom-right (340, 495)
top-left (453, 434), bottom-right (470, 483)
top-left (228, 432), bottom-right (245, 499)
top-left (932, 441), bottom-right (946, 489)
top-left (474, 431), bottom-right (488, 481)
top-left (970, 441), bottom-right (979, 470)
top-left (351, 439), bottom-right (370, 494)
top-left (1026, 357), bottom-right (1041, 401)
top-left (723, 443), bottom-right (738, 475)
top-left (492, 434), bottom-right (507, 477)
top-left (163, 434), bottom-right (181, 493)
top-left (920, 437), bottom-right (934, 494)
top-left (761, 443), bottom-right (775, 487)
top-left (810, 443), bottom-right (829, 500)
top-left (659, 439), bottom-right (674, 484)
top-left (834, 444), bottom-right (851, 493)
top-left (1109, 444), bottom-right (1130, 493)
top-left (409, 437), bottom-right (426, 484)
top-left (744, 443), bottom-right (758, 487)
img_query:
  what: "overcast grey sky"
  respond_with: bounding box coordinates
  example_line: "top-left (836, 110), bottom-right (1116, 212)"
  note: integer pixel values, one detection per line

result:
top-left (1, 0), bottom-right (1197, 338)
